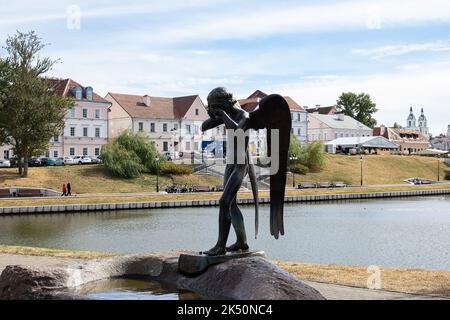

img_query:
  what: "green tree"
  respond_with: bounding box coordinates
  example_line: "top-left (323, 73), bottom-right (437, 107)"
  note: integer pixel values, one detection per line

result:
top-left (393, 122), bottom-right (402, 129)
top-left (336, 92), bottom-right (378, 128)
top-left (288, 134), bottom-right (303, 164)
top-left (303, 141), bottom-right (326, 172)
top-left (0, 31), bottom-right (73, 177)
top-left (102, 130), bottom-right (163, 178)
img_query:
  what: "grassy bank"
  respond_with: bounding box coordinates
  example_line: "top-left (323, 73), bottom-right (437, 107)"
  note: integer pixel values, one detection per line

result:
top-left (0, 165), bottom-right (222, 194)
top-left (1, 245), bottom-right (449, 297)
top-left (0, 183), bottom-right (448, 208)
top-left (287, 154), bottom-right (447, 186)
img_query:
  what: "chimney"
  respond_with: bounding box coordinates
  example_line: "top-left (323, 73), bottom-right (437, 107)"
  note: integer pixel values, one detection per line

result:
top-left (143, 95), bottom-right (151, 107)
top-left (380, 125), bottom-right (386, 135)
top-left (336, 113), bottom-right (344, 121)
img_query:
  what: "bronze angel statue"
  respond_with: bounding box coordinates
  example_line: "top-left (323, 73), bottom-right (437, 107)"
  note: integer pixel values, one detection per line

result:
top-left (201, 87), bottom-right (292, 256)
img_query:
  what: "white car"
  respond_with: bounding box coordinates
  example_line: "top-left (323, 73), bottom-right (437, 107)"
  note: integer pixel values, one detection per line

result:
top-left (0, 159), bottom-right (11, 168)
top-left (81, 156), bottom-right (92, 164)
top-left (63, 157), bottom-right (75, 165)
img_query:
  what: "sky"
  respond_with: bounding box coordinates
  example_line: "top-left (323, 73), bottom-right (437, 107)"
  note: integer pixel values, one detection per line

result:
top-left (0, 0), bottom-right (449, 135)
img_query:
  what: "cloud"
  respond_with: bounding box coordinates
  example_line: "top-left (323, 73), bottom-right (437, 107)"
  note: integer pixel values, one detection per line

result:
top-left (353, 40), bottom-right (450, 59)
top-left (128, 0), bottom-right (450, 44)
top-left (272, 60), bottom-right (450, 135)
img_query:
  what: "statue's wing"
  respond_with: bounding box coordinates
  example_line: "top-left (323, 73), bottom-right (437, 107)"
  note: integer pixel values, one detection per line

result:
top-left (247, 94), bottom-right (292, 239)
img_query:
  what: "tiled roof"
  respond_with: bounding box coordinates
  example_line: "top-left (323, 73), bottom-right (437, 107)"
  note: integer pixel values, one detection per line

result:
top-left (310, 114), bottom-right (372, 130)
top-left (326, 136), bottom-right (399, 149)
top-left (238, 90), bottom-right (305, 112)
top-left (373, 127), bottom-right (429, 142)
top-left (46, 78), bottom-right (109, 103)
top-left (107, 92), bottom-right (201, 119)
top-left (306, 106), bottom-right (337, 114)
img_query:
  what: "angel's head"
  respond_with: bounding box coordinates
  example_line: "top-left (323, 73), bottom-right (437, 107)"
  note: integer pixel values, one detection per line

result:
top-left (207, 87), bottom-right (236, 116)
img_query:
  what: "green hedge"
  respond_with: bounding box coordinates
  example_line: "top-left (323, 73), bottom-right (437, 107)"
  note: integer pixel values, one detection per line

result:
top-left (160, 162), bottom-right (193, 175)
top-left (445, 171), bottom-right (450, 181)
top-left (290, 163), bottom-right (309, 175)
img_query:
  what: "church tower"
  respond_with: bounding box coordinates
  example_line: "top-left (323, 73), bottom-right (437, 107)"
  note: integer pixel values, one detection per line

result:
top-left (418, 108), bottom-right (429, 136)
top-left (406, 106), bottom-right (416, 129)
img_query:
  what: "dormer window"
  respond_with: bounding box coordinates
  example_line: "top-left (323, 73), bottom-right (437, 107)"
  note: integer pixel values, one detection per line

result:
top-left (74, 86), bottom-right (82, 100)
top-left (86, 87), bottom-right (93, 101)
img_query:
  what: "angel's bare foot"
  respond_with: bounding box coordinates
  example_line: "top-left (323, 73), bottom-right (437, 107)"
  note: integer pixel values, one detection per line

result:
top-left (226, 242), bottom-right (249, 252)
top-left (202, 246), bottom-right (226, 256)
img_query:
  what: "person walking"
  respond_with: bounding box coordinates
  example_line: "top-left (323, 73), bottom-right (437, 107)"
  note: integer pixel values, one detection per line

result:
top-left (61, 183), bottom-right (67, 197)
top-left (66, 182), bottom-right (72, 196)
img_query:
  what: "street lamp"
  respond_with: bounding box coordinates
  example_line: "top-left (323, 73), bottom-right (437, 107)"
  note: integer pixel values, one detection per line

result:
top-left (437, 155), bottom-right (440, 182)
top-left (155, 156), bottom-right (160, 193)
top-left (290, 155), bottom-right (298, 188)
top-left (360, 154), bottom-right (363, 186)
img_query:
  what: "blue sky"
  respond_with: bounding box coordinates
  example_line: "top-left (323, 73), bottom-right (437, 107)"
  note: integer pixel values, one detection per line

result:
top-left (1, 0), bottom-right (449, 134)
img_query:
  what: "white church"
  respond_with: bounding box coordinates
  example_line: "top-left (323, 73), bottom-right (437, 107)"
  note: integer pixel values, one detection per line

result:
top-left (406, 107), bottom-right (429, 137)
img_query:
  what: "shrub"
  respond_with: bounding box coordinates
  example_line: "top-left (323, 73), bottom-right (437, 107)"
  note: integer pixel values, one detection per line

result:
top-left (290, 163), bottom-right (309, 175)
top-left (303, 141), bottom-right (325, 172)
top-left (445, 171), bottom-right (450, 181)
top-left (102, 130), bottom-right (163, 178)
top-left (161, 162), bottom-right (193, 175)
top-left (101, 143), bottom-right (145, 178)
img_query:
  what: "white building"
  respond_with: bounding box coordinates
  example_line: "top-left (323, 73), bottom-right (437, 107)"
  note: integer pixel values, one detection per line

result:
top-left (406, 106), bottom-right (429, 137)
top-left (106, 93), bottom-right (211, 157)
top-left (308, 113), bottom-right (372, 142)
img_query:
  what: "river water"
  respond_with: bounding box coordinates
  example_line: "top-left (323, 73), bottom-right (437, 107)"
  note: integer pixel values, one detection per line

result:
top-left (0, 195), bottom-right (449, 270)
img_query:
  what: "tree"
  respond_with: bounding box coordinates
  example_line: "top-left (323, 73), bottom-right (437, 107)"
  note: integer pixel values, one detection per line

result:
top-left (288, 134), bottom-right (303, 164)
top-left (0, 31), bottom-right (73, 177)
top-left (393, 122), bottom-right (402, 129)
top-left (102, 130), bottom-right (163, 178)
top-left (336, 92), bottom-right (378, 128)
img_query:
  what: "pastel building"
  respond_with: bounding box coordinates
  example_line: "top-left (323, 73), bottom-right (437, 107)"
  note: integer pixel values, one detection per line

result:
top-left (308, 113), bottom-right (372, 142)
top-left (105, 93), bottom-right (210, 156)
top-left (46, 79), bottom-right (111, 158)
top-left (0, 78), bottom-right (110, 160)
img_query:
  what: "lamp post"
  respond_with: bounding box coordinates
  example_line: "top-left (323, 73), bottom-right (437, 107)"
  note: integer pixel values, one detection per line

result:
top-left (437, 155), bottom-right (440, 182)
top-left (360, 154), bottom-right (363, 186)
top-left (155, 156), bottom-right (160, 193)
top-left (290, 155), bottom-right (298, 188)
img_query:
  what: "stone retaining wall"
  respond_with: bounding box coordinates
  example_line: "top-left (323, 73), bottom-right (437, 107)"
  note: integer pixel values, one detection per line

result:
top-left (0, 188), bottom-right (449, 215)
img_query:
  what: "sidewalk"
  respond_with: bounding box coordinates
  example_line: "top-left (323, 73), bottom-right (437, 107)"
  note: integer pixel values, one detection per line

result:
top-left (0, 253), bottom-right (446, 300)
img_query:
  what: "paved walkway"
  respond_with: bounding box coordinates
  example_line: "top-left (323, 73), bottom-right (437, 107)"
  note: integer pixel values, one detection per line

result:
top-left (0, 254), bottom-right (446, 300)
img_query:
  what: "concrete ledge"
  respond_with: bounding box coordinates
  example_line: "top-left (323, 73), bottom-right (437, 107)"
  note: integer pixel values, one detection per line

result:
top-left (1, 188), bottom-right (449, 215)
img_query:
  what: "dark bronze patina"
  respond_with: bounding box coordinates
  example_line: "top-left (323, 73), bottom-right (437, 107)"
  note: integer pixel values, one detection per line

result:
top-left (200, 87), bottom-right (292, 256)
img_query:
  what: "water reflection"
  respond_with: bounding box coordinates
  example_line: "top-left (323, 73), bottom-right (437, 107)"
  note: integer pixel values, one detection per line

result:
top-left (0, 195), bottom-right (449, 270)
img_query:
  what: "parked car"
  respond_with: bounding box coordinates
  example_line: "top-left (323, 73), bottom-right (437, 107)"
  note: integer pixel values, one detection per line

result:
top-left (63, 157), bottom-right (75, 165)
top-left (55, 158), bottom-right (65, 166)
top-left (38, 157), bottom-right (49, 166)
top-left (28, 158), bottom-right (41, 167)
top-left (90, 155), bottom-right (102, 164)
top-left (0, 159), bottom-right (11, 168)
top-left (9, 157), bottom-right (19, 167)
top-left (73, 155), bottom-right (92, 164)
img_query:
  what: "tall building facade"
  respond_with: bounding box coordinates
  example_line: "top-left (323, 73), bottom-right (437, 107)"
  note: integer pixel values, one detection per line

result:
top-left (406, 107), bottom-right (429, 137)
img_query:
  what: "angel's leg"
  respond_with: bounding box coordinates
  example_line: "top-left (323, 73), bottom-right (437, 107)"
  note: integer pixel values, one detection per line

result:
top-left (226, 198), bottom-right (249, 252)
top-left (203, 165), bottom-right (246, 256)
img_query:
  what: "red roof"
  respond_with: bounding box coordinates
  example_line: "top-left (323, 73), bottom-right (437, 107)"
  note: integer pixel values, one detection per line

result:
top-left (46, 78), bottom-right (109, 103)
top-left (238, 90), bottom-right (304, 112)
top-left (107, 92), bottom-right (202, 119)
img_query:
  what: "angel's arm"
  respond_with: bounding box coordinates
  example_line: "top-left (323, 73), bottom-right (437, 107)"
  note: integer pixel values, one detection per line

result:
top-left (216, 109), bottom-right (249, 130)
top-left (201, 117), bottom-right (223, 132)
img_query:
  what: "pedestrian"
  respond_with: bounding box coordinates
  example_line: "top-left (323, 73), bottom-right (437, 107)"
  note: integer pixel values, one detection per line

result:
top-left (67, 182), bottom-right (72, 196)
top-left (61, 183), bottom-right (67, 197)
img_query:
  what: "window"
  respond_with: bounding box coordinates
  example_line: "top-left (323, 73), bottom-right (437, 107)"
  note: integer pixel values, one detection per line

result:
top-left (291, 128), bottom-right (294, 134)
top-left (95, 109), bottom-right (100, 119)
top-left (186, 125), bottom-right (191, 134)
top-left (83, 127), bottom-right (88, 137)
top-left (150, 123), bottom-right (155, 132)
top-left (95, 128), bottom-right (100, 138)
top-left (297, 113), bottom-right (301, 121)
top-left (95, 148), bottom-right (100, 156)
top-left (340, 133), bottom-right (344, 138)
top-left (82, 109), bottom-right (88, 118)
top-left (138, 122), bottom-right (143, 132)
top-left (54, 135), bottom-right (59, 142)
top-left (53, 150), bottom-right (58, 158)
top-left (86, 87), bottom-right (93, 101)
top-left (83, 147), bottom-right (88, 156)
top-left (69, 108), bottom-right (76, 118)
top-left (194, 125), bottom-right (199, 135)
top-left (163, 123), bottom-right (168, 132)
top-left (335, 133), bottom-right (338, 139)
top-left (163, 141), bottom-right (168, 152)
top-left (45, 151), bottom-right (49, 157)
top-left (345, 134), bottom-right (349, 137)
top-left (297, 128), bottom-right (301, 136)
top-left (4, 150), bottom-right (9, 160)
top-left (70, 127), bottom-right (76, 137)
top-left (195, 109), bottom-right (199, 116)
top-left (185, 141), bottom-right (190, 150)
top-left (69, 148), bottom-right (75, 156)
top-left (324, 133), bottom-right (327, 140)
top-left (194, 142), bottom-right (199, 150)
top-left (174, 123), bottom-right (178, 130)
